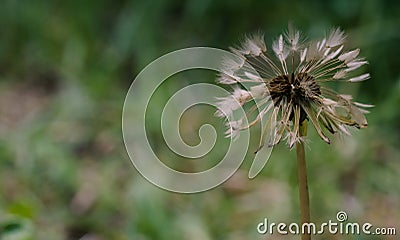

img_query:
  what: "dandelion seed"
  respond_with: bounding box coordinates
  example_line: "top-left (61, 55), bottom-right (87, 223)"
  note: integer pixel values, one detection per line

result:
top-left (326, 27), bottom-right (346, 47)
top-left (338, 48), bottom-right (360, 63)
top-left (349, 73), bottom-right (370, 82)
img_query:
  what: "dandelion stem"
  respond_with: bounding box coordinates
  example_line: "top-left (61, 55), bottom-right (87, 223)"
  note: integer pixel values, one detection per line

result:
top-left (296, 120), bottom-right (311, 240)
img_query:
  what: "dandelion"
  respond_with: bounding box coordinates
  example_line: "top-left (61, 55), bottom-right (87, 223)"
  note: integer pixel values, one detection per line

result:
top-left (216, 26), bottom-right (372, 240)
top-left (216, 26), bottom-right (372, 149)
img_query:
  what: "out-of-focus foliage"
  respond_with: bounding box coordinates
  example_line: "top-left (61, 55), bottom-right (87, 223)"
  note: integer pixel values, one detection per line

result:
top-left (0, 0), bottom-right (399, 239)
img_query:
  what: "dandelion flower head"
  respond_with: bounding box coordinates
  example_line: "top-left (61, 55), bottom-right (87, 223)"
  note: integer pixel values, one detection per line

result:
top-left (216, 26), bottom-right (372, 149)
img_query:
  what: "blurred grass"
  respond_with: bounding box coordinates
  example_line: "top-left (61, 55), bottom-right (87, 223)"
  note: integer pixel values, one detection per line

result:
top-left (0, 0), bottom-right (399, 239)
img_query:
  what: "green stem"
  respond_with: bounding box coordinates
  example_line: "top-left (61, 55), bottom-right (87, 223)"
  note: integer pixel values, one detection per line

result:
top-left (297, 121), bottom-right (311, 240)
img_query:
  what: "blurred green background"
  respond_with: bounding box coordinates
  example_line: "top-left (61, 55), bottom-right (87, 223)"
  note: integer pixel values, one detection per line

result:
top-left (0, 0), bottom-right (399, 239)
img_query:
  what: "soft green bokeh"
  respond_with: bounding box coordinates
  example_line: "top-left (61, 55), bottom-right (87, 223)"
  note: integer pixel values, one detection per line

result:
top-left (0, 0), bottom-right (399, 239)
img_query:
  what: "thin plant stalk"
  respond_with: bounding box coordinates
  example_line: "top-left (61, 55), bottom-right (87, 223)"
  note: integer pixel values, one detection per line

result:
top-left (296, 120), bottom-right (311, 240)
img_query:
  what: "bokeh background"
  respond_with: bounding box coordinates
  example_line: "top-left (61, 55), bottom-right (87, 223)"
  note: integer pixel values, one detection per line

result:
top-left (1, 0), bottom-right (399, 239)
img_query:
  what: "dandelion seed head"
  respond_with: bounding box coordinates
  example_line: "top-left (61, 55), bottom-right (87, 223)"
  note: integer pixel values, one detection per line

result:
top-left (216, 25), bottom-right (372, 149)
